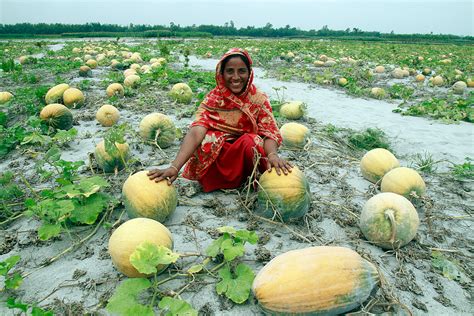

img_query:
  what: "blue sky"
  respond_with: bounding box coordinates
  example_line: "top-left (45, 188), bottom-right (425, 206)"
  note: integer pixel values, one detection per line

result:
top-left (1, 0), bottom-right (472, 36)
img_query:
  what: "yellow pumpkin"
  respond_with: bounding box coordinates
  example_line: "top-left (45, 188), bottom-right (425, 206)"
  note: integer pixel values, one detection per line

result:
top-left (360, 148), bottom-right (400, 183)
top-left (280, 101), bottom-right (305, 120)
top-left (94, 140), bottom-right (129, 173)
top-left (122, 171), bottom-right (177, 222)
top-left (430, 75), bottom-right (444, 86)
top-left (96, 104), bottom-right (120, 127)
top-left (45, 83), bottom-right (70, 104)
top-left (256, 166), bottom-right (311, 221)
top-left (280, 122), bottom-right (310, 149)
top-left (415, 74), bottom-right (425, 82)
top-left (0, 92), bottom-right (14, 104)
top-left (124, 74), bottom-right (140, 87)
top-left (381, 167), bottom-right (426, 198)
top-left (106, 83), bottom-right (124, 97)
top-left (108, 218), bottom-right (173, 278)
top-left (139, 113), bottom-right (176, 148)
top-left (252, 246), bottom-right (379, 315)
top-left (374, 66), bottom-right (385, 73)
top-left (79, 65), bottom-right (92, 77)
top-left (360, 192), bottom-right (419, 249)
top-left (370, 87), bottom-right (386, 99)
top-left (123, 68), bottom-right (137, 77)
top-left (169, 83), bottom-right (193, 104)
top-left (63, 88), bottom-right (85, 109)
top-left (39, 103), bottom-right (73, 130)
top-left (338, 77), bottom-right (348, 86)
top-left (85, 59), bottom-right (98, 69)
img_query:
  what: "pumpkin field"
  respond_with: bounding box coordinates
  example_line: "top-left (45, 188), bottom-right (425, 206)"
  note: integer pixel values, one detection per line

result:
top-left (0, 38), bottom-right (473, 315)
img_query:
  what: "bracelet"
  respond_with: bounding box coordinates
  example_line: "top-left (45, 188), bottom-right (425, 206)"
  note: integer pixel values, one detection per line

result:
top-left (170, 164), bottom-right (179, 173)
top-left (267, 152), bottom-right (278, 158)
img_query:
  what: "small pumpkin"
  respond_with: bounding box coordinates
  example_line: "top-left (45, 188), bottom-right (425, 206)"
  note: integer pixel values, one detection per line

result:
top-left (280, 122), bottom-right (310, 149)
top-left (108, 218), bottom-right (173, 278)
top-left (374, 66), bottom-right (385, 73)
top-left (415, 74), bottom-right (425, 82)
top-left (94, 140), bottom-right (129, 173)
top-left (106, 83), bottom-right (124, 97)
top-left (381, 167), bottom-right (426, 198)
top-left (96, 104), bottom-right (120, 127)
top-left (430, 75), bottom-right (444, 86)
top-left (79, 65), bottom-right (92, 77)
top-left (63, 88), bottom-right (85, 109)
top-left (169, 83), bottom-right (193, 104)
top-left (338, 77), bottom-right (348, 86)
top-left (252, 246), bottom-right (379, 315)
top-left (360, 148), bottom-right (400, 183)
top-left (370, 87), bottom-right (386, 99)
top-left (0, 92), bottom-right (13, 104)
top-left (123, 68), bottom-right (138, 77)
top-left (85, 59), bottom-right (98, 69)
top-left (122, 171), bottom-right (177, 222)
top-left (256, 166), bottom-right (311, 221)
top-left (452, 81), bottom-right (467, 94)
top-left (360, 192), bottom-right (419, 249)
top-left (280, 101), bottom-right (305, 120)
top-left (124, 74), bottom-right (140, 87)
top-left (39, 103), bottom-right (73, 130)
top-left (139, 113), bottom-right (176, 148)
top-left (45, 83), bottom-right (70, 104)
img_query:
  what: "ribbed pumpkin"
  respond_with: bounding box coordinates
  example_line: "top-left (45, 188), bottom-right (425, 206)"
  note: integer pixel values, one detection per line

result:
top-left (169, 83), bottom-right (193, 104)
top-left (96, 104), bottom-right (120, 127)
top-left (139, 113), bottom-right (176, 148)
top-left (252, 246), bottom-right (379, 315)
top-left (45, 83), bottom-right (70, 104)
top-left (381, 167), bottom-right (426, 198)
top-left (39, 103), bottom-right (73, 130)
top-left (108, 218), bottom-right (173, 278)
top-left (63, 88), bottom-right (85, 109)
top-left (0, 92), bottom-right (13, 104)
top-left (280, 101), bottom-right (305, 120)
top-left (360, 148), bottom-right (400, 183)
top-left (85, 59), bottom-right (97, 69)
top-left (122, 171), bottom-right (177, 222)
top-left (360, 192), bottom-right (419, 249)
top-left (280, 122), bottom-right (310, 149)
top-left (106, 83), bottom-right (124, 97)
top-left (256, 166), bottom-right (311, 221)
top-left (79, 65), bottom-right (92, 77)
top-left (124, 74), bottom-right (140, 88)
top-left (94, 140), bottom-right (129, 173)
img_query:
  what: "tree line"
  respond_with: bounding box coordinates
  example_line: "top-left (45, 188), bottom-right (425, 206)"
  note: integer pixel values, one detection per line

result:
top-left (0, 22), bottom-right (472, 43)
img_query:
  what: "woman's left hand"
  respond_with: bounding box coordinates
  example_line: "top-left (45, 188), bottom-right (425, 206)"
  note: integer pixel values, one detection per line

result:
top-left (267, 153), bottom-right (293, 175)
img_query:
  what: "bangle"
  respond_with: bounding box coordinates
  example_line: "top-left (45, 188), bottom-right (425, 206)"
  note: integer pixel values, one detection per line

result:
top-left (267, 152), bottom-right (278, 158)
top-left (170, 164), bottom-right (179, 173)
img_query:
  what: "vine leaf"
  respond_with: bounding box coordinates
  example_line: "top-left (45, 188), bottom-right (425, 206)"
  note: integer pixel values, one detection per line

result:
top-left (216, 263), bottom-right (255, 304)
top-left (70, 193), bottom-right (108, 224)
top-left (187, 264), bottom-right (203, 274)
top-left (5, 272), bottom-right (23, 290)
top-left (38, 222), bottom-right (62, 241)
top-left (0, 255), bottom-right (20, 275)
top-left (221, 239), bottom-right (244, 262)
top-left (158, 297), bottom-right (197, 316)
top-left (106, 278), bottom-right (154, 316)
top-left (130, 242), bottom-right (179, 275)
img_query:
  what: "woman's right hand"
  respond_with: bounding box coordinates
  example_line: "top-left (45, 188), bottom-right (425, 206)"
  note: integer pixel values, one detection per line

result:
top-left (147, 167), bottom-right (178, 185)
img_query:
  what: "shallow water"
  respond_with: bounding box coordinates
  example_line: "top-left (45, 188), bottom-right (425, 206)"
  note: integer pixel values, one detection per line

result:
top-left (187, 56), bottom-right (474, 165)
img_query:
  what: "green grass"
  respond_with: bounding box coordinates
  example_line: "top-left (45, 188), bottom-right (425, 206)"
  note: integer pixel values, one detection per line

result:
top-left (348, 128), bottom-right (390, 151)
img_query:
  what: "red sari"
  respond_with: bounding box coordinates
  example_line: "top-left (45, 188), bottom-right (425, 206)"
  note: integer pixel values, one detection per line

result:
top-left (181, 48), bottom-right (282, 192)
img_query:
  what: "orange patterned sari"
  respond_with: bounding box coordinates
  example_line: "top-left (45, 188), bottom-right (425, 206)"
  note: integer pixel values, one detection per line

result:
top-left (182, 48), bottom-right (282, 181)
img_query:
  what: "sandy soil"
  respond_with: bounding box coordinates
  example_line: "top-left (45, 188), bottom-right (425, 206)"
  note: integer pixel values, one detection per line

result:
top-left (0, 44), bottom-right (472, 315)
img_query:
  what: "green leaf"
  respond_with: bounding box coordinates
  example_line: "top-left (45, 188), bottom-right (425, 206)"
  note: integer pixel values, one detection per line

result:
top-left (6, 297), bottom-right (28, 312)
top-left (70, 193), bottom-right (107, 224)
top-left (234, 230), bottom-right (258, 244)
top-left (221, 239), bottom-right (245, 262)
top-left (187, 264), bottom-right (203, 274)
top-left (38, 222), bottom-right (62, 241)
top-left (5, 272), bottom-right (23, 290)
top-left (158, 297), bottom-right (197, 316)
top-left (44, 146), bottom-right (61, 162)
top-left (217, 226), bottom-right (237, 235)
top-left (130, 242), bottom-right (179, 275)
top-left (31, 306), bottom-right (54, 316)
top-left (206, 235), bottom-right (227, 258)
top-left (431, 251), bottom-right (461, 280)
top-left (216, 263), bottom-right (255, 304)
top-left (0, 255), bottom-right (20, 275)
top-left (106, 278), bottom-right (154, 316)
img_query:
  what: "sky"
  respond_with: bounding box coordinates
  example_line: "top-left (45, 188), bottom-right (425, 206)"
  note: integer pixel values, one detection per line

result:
top-left (1, 0), bottom-right (473, 36)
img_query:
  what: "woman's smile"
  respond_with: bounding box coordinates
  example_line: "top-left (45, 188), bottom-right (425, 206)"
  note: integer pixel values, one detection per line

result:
top-left (223, 57), bottom-right (249, 94)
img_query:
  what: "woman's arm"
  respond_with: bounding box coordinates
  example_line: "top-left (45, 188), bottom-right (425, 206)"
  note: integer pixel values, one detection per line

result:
top-left (148, 125), bottom-right (208, 184)
top-left (264, 138), bottom-right (292, 175)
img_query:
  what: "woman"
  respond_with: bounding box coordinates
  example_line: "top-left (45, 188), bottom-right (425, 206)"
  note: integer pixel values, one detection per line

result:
top-left (148, 48), bottom-right (292, 192)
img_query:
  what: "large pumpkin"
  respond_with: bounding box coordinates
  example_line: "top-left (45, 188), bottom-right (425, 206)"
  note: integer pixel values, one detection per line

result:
top-left (252, 246), bottom-right (379, 315)
top-left (94, 140), bottom-right (129, 173)
top-left (280, 101), bottom-right (305, 120)
top-left (256, 166), bottom-right (311, 221)
top-left (122, 171), bottom-right (177, 222)
top-left (280, 122), bottom-right (310, 149)
top-left (139, 113), bottom-right (176, 148)
top-left (106, 83), bottom-right (124, 97)
top-left (108, 218), bottom-right (173, 278)
top-left (360, 192), bottom-right (419, 249)
top-left (45, 83), bottom-right (70, 104)
top-left (381, 167), bottom-right (426, 198)
top-left (63, 88), bottom-right (85, 109)
top-left (360, 148), bottom-right (400, 183)
top-left (169, 83), bottom-right (193, 104)
top-left (124, 74), bottom-right (140, 88)
top-left (39, 103), bottom-right (73, 130)
top-left (96, 104), bottom-right (120, 127)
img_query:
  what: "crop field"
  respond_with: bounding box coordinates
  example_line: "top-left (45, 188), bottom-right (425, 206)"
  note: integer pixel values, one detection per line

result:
top-left (0, 38), bottom-right (473, 315)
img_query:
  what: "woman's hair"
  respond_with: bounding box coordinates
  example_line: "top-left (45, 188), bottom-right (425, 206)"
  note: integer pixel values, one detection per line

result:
top-left (220, 54), bottom-right (251, 75)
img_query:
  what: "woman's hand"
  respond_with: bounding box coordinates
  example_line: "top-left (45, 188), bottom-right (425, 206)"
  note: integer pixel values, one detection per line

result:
top-left (147, 167), bottom-right (178, 185)
top-left (267, 153), bottom-right (293, 175)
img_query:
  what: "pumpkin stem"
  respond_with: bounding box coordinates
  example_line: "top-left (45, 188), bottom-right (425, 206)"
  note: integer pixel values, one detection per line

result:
top-left (384, 209), bottom-right (397, 246)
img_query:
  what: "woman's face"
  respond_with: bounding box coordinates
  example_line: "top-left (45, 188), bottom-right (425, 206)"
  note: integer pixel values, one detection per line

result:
top-left (223, 56), bottom-right (249, 94)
